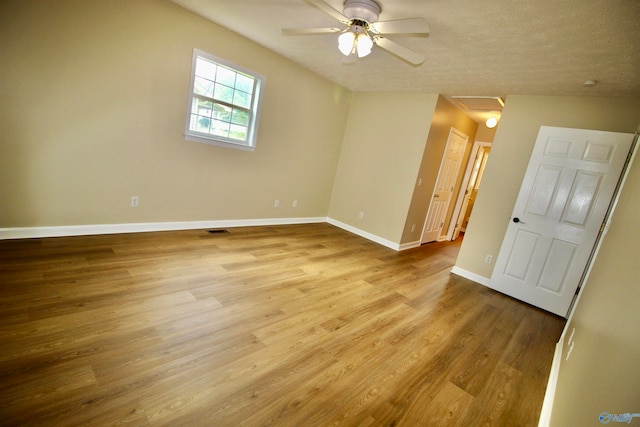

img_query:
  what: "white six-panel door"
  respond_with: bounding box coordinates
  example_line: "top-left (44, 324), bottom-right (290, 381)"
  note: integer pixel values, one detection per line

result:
top-left (489, 126), bottom-right (633, 317)
top-left (421, 128), bottom-right (468, 243)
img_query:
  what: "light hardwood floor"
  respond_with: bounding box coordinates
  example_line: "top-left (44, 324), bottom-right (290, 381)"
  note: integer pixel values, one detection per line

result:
top-left (0, 223), bottom-right (565, 426)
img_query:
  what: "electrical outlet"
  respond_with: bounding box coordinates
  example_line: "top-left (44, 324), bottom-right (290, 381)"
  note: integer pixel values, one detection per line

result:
top-left (292, 200), bottom-right (298, 208)
top-left (358, 211), bottom-right (364, 219)
top-left (485, 254), bottom-right (493, 264)
top-left (274, 200), bottom-right (280, 208)
top-left (131, 196), bottom-right (139, 207)
top-left (411, 224), bottom-right (416, 232)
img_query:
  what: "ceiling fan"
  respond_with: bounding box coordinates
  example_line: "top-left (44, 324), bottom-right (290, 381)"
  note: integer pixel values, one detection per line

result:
top-left (282, 0), bottom-right (430, 65)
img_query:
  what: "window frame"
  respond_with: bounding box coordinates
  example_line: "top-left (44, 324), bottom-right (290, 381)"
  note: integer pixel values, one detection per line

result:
top-left (184, 49), bottom-right (265, 151)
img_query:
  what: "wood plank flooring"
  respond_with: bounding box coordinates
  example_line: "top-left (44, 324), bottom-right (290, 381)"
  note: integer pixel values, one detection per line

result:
top-left (0, 223), bottom-right (565, 426)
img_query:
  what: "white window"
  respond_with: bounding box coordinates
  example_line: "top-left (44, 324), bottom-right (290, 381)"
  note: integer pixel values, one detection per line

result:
top-left (184, 49), bottom-right (265, 151)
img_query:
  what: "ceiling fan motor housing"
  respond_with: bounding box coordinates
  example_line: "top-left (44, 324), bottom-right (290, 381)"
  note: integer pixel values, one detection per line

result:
top-left (343, 0), bottom-right (381, 23)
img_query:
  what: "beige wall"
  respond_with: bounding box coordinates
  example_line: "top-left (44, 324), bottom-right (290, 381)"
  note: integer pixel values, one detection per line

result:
top-left (401, 95), bottom-right (478, 243)
top-left (549, 143), bottom-right (640, 426)
top-left (475, 122), bottom-right (497, 142)
top-left (0, 0), bottom-right (352, 227)
top-left (455, 95), bottom-right (640, 278)
top-left (328, 92), bottom-right (438, 243)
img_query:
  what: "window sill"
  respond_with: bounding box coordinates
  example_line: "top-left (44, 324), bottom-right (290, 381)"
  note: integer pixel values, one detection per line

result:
top-left (185, 133), bottom-right (256, 152)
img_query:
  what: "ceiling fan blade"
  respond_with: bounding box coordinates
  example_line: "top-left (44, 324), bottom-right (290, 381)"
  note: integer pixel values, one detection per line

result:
top-left (302, 0), bottom-right (350, 25)
top-left (374, 36), bottom-right (425, 65)
top-left (282, 27), bottom-right (342, 35)
top-left (370, 18), bottom-right (430, 36)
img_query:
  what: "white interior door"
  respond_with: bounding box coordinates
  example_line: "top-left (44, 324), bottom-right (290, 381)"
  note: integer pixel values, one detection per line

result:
top-left (421, 128), bottom-right (468, 243)
top-left (489, 126), bottom-right (634, 316)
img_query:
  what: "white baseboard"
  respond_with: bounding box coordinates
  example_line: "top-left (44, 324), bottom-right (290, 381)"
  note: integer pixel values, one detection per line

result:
top-left (0, 217), bottom-right (327, 240)
top-left (450, 266), bottom-right (491, 286)
top-left (2, 216), bottom-right (415, 254)
top-left (326, 218), bottom-right (401, 251)
top-left (398, 240), bottom-right (421, 251)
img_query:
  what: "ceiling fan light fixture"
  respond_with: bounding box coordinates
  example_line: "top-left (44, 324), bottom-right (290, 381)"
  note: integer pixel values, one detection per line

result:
top-left (338, 31), bottom-right (356, 55)
top-left (356, 33), bottom-right (373, 57)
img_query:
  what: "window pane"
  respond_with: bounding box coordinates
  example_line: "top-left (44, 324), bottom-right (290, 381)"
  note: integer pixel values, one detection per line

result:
top-left (229, 124), bottom-right (248, 141)
top-left (216, 66), bottom-right (236, 87)
top-left (231, 109), bottom-right (249, 126)
top-left (192, 115), bottom-right (211, 133)
top-left (194, 76), bottom-right (214, 98)
top-left (212, 103), bottom-right (232, 122)
top-left (195, 58), bottom-right (217, 80)
top-left (214, 84), bottom-right (234, 103)
top-left (233, 91), bottom-right (252, 109)
top-left (194, 98), bottom-right (213, 118)
top-left (211, 119), bottom-right (230, 137)
top-left (235, 74), bottom-right (254, 94)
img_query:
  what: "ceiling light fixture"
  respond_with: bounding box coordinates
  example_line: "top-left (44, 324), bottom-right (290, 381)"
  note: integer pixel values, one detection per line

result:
top-left (486, 117), bottom-right (498, 128)
top-left (338, 21), bottom-right (374, 58)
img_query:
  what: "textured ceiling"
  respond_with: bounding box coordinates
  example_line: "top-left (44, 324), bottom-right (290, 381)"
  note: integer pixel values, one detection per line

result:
top-left (171, 0), bottom-right (640, 99)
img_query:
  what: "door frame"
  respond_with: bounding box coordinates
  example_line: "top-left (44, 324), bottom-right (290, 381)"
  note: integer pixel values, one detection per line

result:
top-left (446, 140), bottom-right (492, 240)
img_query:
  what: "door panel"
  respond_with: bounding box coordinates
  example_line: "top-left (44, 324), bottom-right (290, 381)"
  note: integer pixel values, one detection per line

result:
top-left (489, 126), bottom-right (633, 317)
top-left (538, 239), bottom-right (576, 294)
top-left (503, 229), bottom-right (541, 280)
top-left (527, 165), bottom-right (562, 216)
top-left (424, 199), bottom-right (447, 236)
top-left (562, 171), bottom-right (602, 225)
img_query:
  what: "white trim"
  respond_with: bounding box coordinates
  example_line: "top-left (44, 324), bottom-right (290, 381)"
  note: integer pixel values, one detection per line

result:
top-left (450, 266), bottom-right (491, 286)
top-left (398, 240), bottom-right (421, 251)
top-left (326, 218), bottom-right (401, 251)
top-left (1, 216), bottom-right (407, 252)
top-left (1, 216), bottom-right (423, 253)
top-left (538, 341), bottom-right (563, 427)
top-left (0, 217), bottom-right (326, 240)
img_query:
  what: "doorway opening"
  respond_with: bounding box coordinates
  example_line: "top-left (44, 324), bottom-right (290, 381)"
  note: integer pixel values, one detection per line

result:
top-left (419, 95), bottom-right (503, 245)
top-left (447, 141), bottom-right (491, 241)
top-left (421, 139), bottom-right (491, 244)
